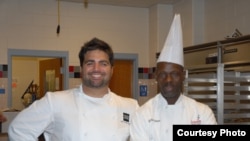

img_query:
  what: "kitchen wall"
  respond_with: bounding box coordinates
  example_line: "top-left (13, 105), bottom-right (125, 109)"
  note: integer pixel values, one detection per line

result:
top-left (1, 0), bottom-right (250, 109)
top-left (0, 0), bottom-right (152, 109)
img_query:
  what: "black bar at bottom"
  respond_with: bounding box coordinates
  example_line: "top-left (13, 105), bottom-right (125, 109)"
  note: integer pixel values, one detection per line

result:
top-left (173, 125), bottom-right (250, 141)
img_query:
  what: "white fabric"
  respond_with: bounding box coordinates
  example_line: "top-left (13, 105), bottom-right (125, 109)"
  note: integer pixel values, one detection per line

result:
top-left (8, 85), bottom-right (139, 141)
top-left (157, 14), bottom-right (184, 67)
top-left (130, 94), bottom-right (217, 141)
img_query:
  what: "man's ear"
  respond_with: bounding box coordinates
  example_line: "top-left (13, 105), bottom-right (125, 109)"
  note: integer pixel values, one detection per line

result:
top-left (183, 69), bottom-right (186, 80)
top-left (110, 66), bottom-right (114, 76)
top-left (154, 69), bottom-right (158, 80)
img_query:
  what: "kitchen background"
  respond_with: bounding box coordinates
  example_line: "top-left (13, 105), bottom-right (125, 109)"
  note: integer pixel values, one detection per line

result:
top-left (0, 0), bottom-right (250, 117)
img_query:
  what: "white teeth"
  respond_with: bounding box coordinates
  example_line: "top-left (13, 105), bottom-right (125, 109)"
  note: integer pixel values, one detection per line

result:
top-left (92, 74), bottom-right (101, 78)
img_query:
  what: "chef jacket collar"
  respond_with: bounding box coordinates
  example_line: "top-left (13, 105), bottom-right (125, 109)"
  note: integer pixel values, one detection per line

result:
top-left (158, 94), bottom-right (184, 109)
top-left (150, 94), bottom-right (185, 121)
top-left (79, 84), bottom-right (112, 103)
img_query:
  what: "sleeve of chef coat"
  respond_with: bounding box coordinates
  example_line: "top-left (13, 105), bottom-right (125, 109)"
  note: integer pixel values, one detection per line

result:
top-left (199, 103), bottom-right (218, 124)
top-left (129, 107), bottom-right (151, 141)
top-left (8, 92), bottom-right (54, 141)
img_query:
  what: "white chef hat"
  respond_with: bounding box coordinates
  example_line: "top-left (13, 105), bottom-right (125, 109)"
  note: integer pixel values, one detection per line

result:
top-left (157, 14), bottom-right (183, 67)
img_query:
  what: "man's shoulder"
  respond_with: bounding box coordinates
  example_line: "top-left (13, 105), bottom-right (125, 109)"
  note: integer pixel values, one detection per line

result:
top-left (182, 95), bottom-right (212, 110)
top-left (44, 88), bottom-right (78, 99)
top-left (135, 94), bottom-right (160, 113)
top-left (111, 92), bottom-right (138, 106)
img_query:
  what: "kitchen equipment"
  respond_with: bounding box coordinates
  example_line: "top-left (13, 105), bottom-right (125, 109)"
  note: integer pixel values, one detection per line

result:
top-left (21, 80), bottom-right (39, 107)
top-left (183, 35), bottom-right (250, 124)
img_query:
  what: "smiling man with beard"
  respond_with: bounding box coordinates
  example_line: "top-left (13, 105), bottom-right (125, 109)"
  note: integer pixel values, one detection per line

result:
top-left (130, 14), bottom-right (217, 141)
top-left (8, 38), bottom-right (139, 141)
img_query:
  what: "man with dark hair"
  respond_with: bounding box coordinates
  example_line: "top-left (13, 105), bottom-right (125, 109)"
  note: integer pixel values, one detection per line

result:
top-left (8, 37), bottom-right (139, 141)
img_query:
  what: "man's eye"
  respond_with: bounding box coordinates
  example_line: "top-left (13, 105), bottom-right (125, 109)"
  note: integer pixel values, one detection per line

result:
top-left (171, 72), bottom-right (180, 77)
top-left (100, 62), bottom-right (109, 66)
top-left (158, 72), bottom-right (166, 78)
top-left (86, 62), bottom-right (93, 66)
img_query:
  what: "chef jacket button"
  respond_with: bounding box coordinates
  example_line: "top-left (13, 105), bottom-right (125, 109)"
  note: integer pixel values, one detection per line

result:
top-left (84, 132), bottom-right (87, 136)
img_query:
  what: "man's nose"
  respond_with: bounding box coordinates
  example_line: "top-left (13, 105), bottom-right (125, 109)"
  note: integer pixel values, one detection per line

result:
top-left (93, 63), bottom-right (101, 71)
top-left (165, 74), bottom-right (173, 82)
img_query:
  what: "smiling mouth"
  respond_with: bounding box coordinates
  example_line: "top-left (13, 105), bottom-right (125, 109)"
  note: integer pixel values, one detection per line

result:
top-left (163, 83), bottom-right (174, 91)
top-left (92, 74), bottom-right (102, 79)
top-left (165, 86), bottom-right (173, 92)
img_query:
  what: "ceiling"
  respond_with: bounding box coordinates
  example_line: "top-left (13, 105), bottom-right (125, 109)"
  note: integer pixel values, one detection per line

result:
top-left (61, 0), bottom-right (180, 8)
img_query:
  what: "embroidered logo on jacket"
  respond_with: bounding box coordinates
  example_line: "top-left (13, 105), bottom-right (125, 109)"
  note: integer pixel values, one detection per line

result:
top-left (148, 119), bottom-right (161, 122)
top-left (123, 113), bottom-right (129, 122)
top-left (191, 115), bottom-right (201, 124)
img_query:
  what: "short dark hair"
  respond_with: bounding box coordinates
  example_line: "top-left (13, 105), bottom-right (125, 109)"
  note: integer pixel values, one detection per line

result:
top-left (78, 37), bottom-right (114, 67)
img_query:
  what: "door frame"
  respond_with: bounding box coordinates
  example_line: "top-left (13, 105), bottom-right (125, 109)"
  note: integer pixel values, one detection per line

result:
top-left (7, 50), bottom-right (138, 107)
top-left (7, 49), bottom-right (69, 107)
top-left (114, 53), bottom-right (138, 100)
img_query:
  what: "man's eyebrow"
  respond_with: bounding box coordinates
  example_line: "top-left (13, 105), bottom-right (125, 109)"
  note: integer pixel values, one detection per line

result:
top-left (84, 60), bottom-right (110, 63)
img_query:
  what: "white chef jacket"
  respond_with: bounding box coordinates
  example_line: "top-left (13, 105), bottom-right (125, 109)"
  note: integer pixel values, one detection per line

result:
top-left (130, 94), bottom-right (217, 141)
top-left (8, 85), bottom-right (139, 141)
